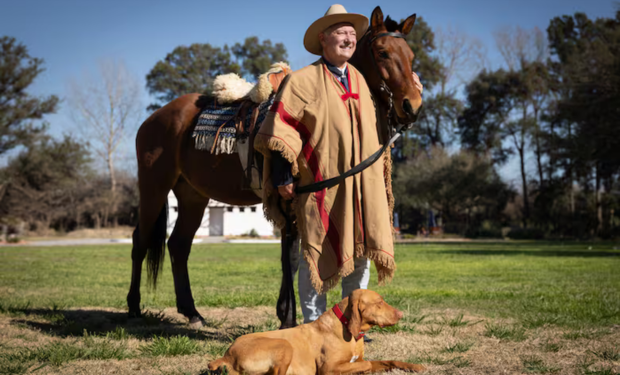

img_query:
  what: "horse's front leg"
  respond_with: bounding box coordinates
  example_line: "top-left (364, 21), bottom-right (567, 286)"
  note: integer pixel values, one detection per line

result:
top-left (277, 215), bottom-right (299, 329)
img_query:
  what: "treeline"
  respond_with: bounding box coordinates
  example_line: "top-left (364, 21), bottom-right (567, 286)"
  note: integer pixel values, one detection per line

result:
top-left (1, 10), bottom-right (619, 239)
top-left (393, 11), bottom-right (620, 239)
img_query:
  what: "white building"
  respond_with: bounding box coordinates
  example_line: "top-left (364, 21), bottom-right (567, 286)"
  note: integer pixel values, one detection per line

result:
top-left (167, 192), bottom-right (274, 237)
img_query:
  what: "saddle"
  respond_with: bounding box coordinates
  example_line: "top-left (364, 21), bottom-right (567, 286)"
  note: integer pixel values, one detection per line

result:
top-left (238, 67), bottom-right (290, 194)
top-left (192, 62), bottom-right (292, 195)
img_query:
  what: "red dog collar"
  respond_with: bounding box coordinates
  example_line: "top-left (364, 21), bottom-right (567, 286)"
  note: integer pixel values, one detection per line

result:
top-left (332, 304), bottom-right (365, 341)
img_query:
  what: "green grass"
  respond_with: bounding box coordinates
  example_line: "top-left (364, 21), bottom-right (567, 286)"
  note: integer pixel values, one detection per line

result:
top-left (0, 241), bottom-right (619, 328)
top-left (484, 322), bottom-right (527, 341)
top-left (589, 345), bottom-right (620, 361)
top-left (139, 335), bottom-right (203, 357)
top-left (442, 341), bottom-right (474, 353)
top-left (521, 355), bottom-right (560, 373)
top-left (541, 341), bottom-right (562, 353)
top-left (0, 339), bottom-right (132, 369)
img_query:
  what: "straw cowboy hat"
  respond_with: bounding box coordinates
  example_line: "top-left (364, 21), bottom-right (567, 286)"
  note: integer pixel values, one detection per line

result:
top-left (303, 4), bottom-right (369, 56)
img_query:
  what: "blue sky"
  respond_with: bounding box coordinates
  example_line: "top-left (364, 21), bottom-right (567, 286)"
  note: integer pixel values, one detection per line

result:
top-left (1, 0), bottom-right (617, 179)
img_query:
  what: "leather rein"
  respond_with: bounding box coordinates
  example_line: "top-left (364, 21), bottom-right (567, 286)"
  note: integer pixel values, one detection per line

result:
top-left (295, 31), bottom-right (414, 195)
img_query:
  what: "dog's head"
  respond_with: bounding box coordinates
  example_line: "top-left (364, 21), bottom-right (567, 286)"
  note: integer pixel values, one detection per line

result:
top-left (345, 289), bottom-right (403, 337)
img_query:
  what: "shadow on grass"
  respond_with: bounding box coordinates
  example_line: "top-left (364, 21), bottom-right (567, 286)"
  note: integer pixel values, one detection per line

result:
top-left (436, 249), bottom-right (620, 258)
top-left (7, 308), bottom-right (235, 343)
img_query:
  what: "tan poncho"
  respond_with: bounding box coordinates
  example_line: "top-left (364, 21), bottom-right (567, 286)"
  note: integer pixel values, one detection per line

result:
top-left (254, 59), bottom-right (395, 293)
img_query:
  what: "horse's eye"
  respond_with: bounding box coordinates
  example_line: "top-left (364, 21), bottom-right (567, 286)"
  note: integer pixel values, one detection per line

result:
top-left (378, 51), bottom-right (389, 59)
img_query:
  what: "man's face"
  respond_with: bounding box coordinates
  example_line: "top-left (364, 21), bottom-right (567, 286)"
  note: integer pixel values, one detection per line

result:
top-left (319, 23), bottom-right (357, 66)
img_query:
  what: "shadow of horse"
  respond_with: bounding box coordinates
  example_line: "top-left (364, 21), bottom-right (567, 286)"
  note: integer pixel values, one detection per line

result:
top-left (7, 307), bottom-right (270, 343)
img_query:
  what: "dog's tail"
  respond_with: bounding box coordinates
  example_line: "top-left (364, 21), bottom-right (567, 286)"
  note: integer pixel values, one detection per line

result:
top-left (208, 357), bottom-right (233, 373)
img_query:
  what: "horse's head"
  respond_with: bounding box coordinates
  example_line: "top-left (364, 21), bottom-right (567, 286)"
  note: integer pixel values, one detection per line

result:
top-left (352, 6), bottom-right (422, 125)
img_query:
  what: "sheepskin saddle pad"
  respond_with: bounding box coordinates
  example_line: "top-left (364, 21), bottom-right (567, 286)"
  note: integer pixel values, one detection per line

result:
top-left (191, 62), bottom-right (291, 155)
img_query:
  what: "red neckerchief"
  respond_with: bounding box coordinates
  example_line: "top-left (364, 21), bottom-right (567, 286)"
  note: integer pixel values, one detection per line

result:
top-left (341, 92), bottom-right (360, 101)
top-left (332, 304), bottom-right (365, 341)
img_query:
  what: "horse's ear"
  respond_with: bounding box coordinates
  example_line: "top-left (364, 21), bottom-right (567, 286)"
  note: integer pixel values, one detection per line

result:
top-left (347, 292), bottom-right (363, 339)
top-left (371, 6), bottom-right (384, 29)
top-left (400, 14), bottom-right (417, 35)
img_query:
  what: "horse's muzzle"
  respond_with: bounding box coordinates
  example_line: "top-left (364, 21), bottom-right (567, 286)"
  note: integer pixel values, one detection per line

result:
top-left (403, 99), bottom-right (420, 122)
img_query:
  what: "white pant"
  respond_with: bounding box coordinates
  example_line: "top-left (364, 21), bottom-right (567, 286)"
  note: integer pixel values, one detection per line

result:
top-left (298, 254), bottom-right (371, 323)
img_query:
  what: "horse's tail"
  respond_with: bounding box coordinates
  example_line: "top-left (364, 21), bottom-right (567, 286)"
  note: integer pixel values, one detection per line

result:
top-left (146, 201), bottom-right (168, 288)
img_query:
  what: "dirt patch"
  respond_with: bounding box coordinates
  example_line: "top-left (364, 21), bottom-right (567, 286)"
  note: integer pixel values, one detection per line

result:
top-left (24, 226), bottom-right (134, 241)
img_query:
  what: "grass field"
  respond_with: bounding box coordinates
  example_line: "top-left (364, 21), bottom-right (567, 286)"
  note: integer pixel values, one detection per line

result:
top-left (0, 241), bottom-right (619, 374)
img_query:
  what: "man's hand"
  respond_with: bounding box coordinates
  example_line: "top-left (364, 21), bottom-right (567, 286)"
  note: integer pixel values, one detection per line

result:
top-left (412, 72), bottom-right (423, 95)
top-left (278, 183), bottom-right (296, 200)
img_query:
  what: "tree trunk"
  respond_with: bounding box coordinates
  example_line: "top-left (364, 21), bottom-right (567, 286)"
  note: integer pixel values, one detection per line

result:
top-left (533, 108), bottom-right (544, 188)
top-left (107, 154), bottom-right (116, 193)
top-left (519, 145), bottom-right (529, 228)
top-left (595, 164), bottom-right (602, 235)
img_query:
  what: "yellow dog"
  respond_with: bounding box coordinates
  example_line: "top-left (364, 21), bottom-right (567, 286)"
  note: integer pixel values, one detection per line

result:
top-left (208, 289), bottom-right (425, 374)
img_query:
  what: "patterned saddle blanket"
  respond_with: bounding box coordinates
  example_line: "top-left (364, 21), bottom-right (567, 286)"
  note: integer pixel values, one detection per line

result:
top-left (192, 96), bottom-right (275, 154)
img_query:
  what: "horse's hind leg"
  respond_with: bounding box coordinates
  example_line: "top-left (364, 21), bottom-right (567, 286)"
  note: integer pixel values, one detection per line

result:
top-left (168, 177), bottom-right (209, 325)
top-left (127, 187), bottom-right (171, 317)
top-left (127, 152), bottom-right (179, 318)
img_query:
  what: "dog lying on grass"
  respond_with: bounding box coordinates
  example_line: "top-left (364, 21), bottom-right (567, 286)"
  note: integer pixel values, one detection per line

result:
top-left (208, 289), bottom-right (425, 374)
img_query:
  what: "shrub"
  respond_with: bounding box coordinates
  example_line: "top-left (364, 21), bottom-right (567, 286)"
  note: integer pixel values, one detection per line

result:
top-left (248, 228), bottom-right (259, 238)
top-left (506, 227), bottom-right (545, 240)
top-left (465, 228), bottom-right (503, 239)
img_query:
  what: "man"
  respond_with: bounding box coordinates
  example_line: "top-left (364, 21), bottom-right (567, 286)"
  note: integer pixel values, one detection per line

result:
top-left (255, 4), bottom-right (423, 323)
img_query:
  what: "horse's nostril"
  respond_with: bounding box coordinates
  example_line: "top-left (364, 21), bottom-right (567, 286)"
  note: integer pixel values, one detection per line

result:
top-left (403, 99), bottom-right (413, 115)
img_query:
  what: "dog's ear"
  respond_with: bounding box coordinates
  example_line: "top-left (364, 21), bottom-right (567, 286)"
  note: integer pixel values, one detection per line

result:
top-left (347, 293), bottom-right (362, 338)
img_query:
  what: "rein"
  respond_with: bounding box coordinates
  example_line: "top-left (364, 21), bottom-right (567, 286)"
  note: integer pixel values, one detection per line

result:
top-left (295, 31), bottom-right (413, 195)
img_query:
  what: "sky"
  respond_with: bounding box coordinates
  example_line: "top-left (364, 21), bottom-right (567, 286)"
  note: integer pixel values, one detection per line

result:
top-left (1, 0), bottom-right (617, 181)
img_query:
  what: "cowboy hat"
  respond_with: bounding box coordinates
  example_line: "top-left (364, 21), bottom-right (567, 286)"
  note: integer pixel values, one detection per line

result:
top-left (303, 4), bottom-right (369, 56)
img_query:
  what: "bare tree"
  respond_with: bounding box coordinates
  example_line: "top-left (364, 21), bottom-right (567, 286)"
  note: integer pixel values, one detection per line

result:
top-left (417, 26), bottom-right (486, 147)
top-left (67, 60), bottom-right (142, 226)
top-left (494, 26), bottom-right (547, 71)
top-left (493, 26), bottom-right (550, 227)
top-left (435, 25), bottom-right (488, 89)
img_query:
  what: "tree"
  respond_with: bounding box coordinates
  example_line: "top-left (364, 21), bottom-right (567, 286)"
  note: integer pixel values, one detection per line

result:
top-left (545, 11), bottom-right (620, 236)
top-left (146, 37), bottom-right (288, 110)
top-left (67, 60), bottom-right (142, 226)
top-left (458, 25), bottom-right (551, 228)
top-left (0, 36), bottom-right (59, 156)
top-left (414, 26), bottom-right (486, 148)
top-left (232, 37), bottom-right (288, 80)
top-left (458, 69), bottom-right (517, 164)
top-left (393, 147), bottom-right (512, 235)
top-left (0, 135), bottom-right (93, 230)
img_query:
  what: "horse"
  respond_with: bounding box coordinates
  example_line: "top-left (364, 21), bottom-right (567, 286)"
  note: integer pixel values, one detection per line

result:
top-left (127, 6), bottom-right (422, 329)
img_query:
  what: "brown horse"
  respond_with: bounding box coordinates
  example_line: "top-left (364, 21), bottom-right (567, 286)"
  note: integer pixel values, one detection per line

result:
top-left (127, 6), bottom-right (422, 328)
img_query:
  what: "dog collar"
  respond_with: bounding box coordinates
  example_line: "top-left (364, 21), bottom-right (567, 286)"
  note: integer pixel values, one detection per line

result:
top-left (332, 304), bottom-right (365, 341)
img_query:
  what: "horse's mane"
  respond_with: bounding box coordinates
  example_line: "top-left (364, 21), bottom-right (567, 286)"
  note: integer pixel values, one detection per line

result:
top-left (384, 16), bottom-right (399, 32)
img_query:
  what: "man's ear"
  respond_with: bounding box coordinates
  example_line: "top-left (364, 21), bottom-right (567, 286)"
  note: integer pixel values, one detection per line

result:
top-left (371, 6), bottom-right (384, 30)
top-left (347, 294), bottom-right (362, 338)
top-left (400, 14), bottom-right (417, 35)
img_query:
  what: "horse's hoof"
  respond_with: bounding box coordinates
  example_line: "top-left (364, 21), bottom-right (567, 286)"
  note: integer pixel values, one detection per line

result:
top-left (279, 321), bottom-right (297, 330)
top-left (189, 316), bottom-right (205, 329)
top-left (128, 310), bottom-right (142, 319)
